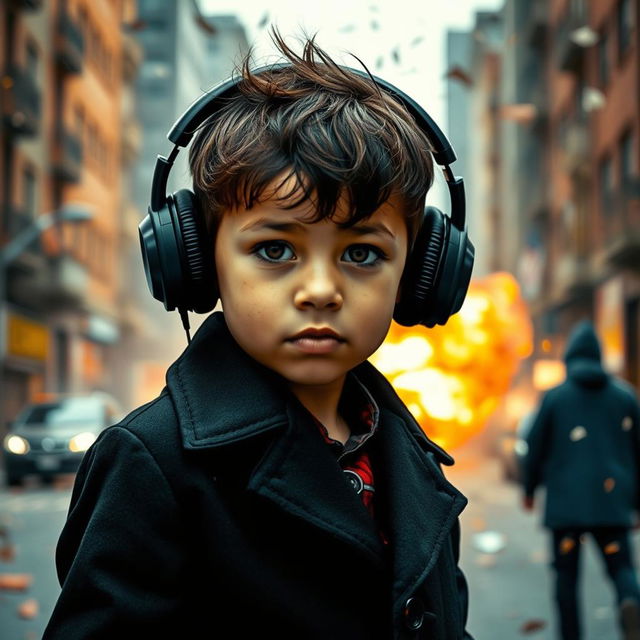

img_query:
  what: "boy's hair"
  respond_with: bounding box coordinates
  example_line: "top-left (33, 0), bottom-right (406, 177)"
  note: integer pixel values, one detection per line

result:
top-left (189, 31), bottom-right (434, 247)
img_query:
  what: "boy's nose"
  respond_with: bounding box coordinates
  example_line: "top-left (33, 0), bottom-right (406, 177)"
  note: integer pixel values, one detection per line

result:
top-left (293, 264), bottom-right (343, 311)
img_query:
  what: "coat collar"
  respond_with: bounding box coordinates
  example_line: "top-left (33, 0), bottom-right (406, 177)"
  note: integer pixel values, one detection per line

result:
top-left (167, 311), bottom-right (455, 466)
top-left (166, 312), bottom-right (467, 591)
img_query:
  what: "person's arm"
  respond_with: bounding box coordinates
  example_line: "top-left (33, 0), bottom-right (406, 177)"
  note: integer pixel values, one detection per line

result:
top-left (451, 518), bottom-right (475, 639)
top-left (521, 394), bottom-right (553, 508)
top-left (43, 426), bottom-right (186, 639)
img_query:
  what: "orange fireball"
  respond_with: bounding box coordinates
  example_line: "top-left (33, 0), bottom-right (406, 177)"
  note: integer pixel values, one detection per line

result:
top-left (370, 272), bottom-right (533, 450)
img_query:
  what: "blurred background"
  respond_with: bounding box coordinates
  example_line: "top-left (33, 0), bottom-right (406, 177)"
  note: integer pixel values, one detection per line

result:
top-left (0, 0), bottom-right (638, 638)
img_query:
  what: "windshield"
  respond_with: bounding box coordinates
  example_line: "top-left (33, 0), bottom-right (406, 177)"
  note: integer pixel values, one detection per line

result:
top-left (18, 398), bottom-right (105, 429)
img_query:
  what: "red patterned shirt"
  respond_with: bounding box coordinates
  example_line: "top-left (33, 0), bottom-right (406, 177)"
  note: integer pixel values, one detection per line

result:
top-left (310, 374), bottom-right (387, 544)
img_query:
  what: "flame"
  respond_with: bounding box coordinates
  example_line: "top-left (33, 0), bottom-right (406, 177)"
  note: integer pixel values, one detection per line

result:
top-left (370, 272), bottom-right (533, 450)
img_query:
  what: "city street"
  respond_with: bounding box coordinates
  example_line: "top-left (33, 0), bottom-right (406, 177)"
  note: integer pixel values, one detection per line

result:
top-left (1, 453), bottom-right (638, 639)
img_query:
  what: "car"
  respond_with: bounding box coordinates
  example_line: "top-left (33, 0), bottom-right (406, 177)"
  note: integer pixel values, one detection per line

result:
top-left (2, 393), bottom-right (123, 487)
top-left (495, 410), bottom-right (537, 484)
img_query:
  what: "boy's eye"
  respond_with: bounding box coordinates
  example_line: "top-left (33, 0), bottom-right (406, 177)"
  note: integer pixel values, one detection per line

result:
top-left (343, 244), bottom-right (385, 266)
top-left (252, 241), bottom-right (296, 263)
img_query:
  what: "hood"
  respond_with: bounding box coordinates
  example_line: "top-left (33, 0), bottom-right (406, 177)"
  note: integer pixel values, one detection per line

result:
top-left (563, 320), bottom-right (608, 387)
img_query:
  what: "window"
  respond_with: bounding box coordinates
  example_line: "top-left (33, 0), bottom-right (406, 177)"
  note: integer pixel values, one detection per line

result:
top-left (598, 29), bottom-right (609, 87)
top-left (617, 0), bottom-right (633, 60)
top-left (599, 154), bottom-right (615, 213)
top-left (22, 166), bottom-right (37, 219)
top-left (620, 129), bottom-right (635, 191)
top-left (26, 40), bottom-right (38, 78)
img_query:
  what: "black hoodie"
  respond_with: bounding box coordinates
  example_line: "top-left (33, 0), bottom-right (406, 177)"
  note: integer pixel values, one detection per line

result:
top-left (522, 320), bottom-right (640, 528)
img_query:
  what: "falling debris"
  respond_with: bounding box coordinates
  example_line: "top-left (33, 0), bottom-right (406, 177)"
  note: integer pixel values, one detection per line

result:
top-left (604, 477), bottom-right (616, 492)
top-left (569, 426), bottom-right (587, 442)
top-left (338, 24), bottom-right (356, 33)
top-left (17, 598), bottom-right (39, 620)
top-left (474, 553), bottom-right (497, 568)
top-left (0, 525), bottom-right (16, 562)
top-left (0, 541), bottom-right (16, 562)
top-left (371, 20), bottom-right (379, 30)
top-left (445, 65), bottom-right (473, 87)
top-left (0, 573), bottom-right (33, 591)
top-left (257, 12), bottom-right (269, 29)
top-left (520, 619), bottom-right (547, 634)
top-left (375, 57), bottom-right (384, 70)
top-left (410, 36), bottom-right (424, 47)
top-left (391, 47), bottom-right (400, 64)
top-left (472, 531), bottom-right (507, 554)
top-left (559, 537), bottom-right (576, 555)
top-left (605, 541), bottom-right (621, 555)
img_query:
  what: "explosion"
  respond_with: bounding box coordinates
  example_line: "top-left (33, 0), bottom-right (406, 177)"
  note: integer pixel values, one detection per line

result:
top-left (370, 272), bottom-right (533, 450)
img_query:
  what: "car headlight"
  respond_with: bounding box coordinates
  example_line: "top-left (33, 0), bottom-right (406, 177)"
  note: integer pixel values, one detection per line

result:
top-left (4, 435), bottom-right (30, 455)
top-left (68, 432), bottom-right (97, 453)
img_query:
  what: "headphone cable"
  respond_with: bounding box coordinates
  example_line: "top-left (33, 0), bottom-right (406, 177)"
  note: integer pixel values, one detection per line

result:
top-left (178, 307), bottom-right (192, 344)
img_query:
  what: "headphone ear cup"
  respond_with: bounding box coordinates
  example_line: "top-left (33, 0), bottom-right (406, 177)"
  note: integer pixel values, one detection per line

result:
top-left (394, 207), bottom-right (446, 327)
top-left (394, 206), bottom-right (474, 327)
top-left (138, 189), bottom-right (218, 313)
top-left (169, 189), bottom-right (219, 313)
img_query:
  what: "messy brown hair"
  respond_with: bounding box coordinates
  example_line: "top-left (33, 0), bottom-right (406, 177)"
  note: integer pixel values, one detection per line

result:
top-left (189, 30), bottom-right (434, 246)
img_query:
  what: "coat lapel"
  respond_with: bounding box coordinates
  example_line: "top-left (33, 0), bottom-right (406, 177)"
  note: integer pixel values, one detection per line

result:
top-left (376, 409), bottom-right (468, 613)
top-left (247, 398), bottom-right (386, 565)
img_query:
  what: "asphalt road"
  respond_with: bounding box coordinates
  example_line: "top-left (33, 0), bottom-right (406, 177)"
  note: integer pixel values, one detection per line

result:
top-left (1, 455), bottom-right (639, 639)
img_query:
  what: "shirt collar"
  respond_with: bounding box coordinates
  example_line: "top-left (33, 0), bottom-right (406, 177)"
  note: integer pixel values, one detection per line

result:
top-left (311, 372), bottom-right (380, 458)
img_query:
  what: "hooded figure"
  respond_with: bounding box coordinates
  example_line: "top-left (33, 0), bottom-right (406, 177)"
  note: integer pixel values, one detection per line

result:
top-left (522, 320), bottom-right (640, 640)
top-left (523, 320), bottom-right (640, 528)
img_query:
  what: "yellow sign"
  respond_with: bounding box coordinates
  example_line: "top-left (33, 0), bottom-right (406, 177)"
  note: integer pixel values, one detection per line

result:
top-left (7, 313), bottom-right (49, 361)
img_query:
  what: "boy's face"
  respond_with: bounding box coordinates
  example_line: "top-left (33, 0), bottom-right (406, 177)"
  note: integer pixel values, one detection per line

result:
top-left (214, 179), bottom-right (409, 391)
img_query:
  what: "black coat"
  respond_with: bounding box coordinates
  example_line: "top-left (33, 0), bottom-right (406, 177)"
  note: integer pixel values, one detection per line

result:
top-left (44, 312), bottom-right (472, 640)
top-left (522, 321), bottom-right (640, 529)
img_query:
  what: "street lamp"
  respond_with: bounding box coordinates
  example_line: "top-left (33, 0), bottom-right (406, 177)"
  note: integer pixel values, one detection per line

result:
top-left (0, 203), bottom-right (94, 425)
top-left (1, 203), bottom-right (93, 267)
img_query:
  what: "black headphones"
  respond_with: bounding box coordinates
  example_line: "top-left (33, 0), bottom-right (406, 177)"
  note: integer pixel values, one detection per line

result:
top-left (139, 64), bottom-right (475, 338)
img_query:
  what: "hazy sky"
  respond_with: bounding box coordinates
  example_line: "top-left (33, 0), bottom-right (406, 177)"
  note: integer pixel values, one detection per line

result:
top-left (198, 0), bottom-right (503, 205)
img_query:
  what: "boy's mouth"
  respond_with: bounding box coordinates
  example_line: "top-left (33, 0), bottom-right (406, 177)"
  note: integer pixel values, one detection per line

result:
top-left (287, 327), bottom-right (345, 342)
top-left (286, 328), bottom-right (346, 354)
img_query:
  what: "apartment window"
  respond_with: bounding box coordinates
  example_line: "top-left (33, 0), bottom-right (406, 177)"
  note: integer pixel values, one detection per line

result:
top-left (598, 29), bottom-right (609, 87)
top-left (620, 129), bottom-right (635, 190)
top-left (617, 0), bottom-right (633, 60)
top-left (22, 166), bottom-right (37, 219)
top-left (26, 40), bottom-right (38, 78)
top-left (600, 154), bottom-right (615, 213)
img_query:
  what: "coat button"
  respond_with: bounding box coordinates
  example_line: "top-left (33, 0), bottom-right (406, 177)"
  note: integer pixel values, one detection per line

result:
top-left (403, 597), bottom-right (425, 631)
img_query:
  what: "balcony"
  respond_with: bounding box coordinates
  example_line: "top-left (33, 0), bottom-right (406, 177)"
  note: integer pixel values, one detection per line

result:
top-left (1, 63), bottom-right (41, 136)
top-left (602, 179), bottom-right (640, 269)
top-left (55, 8), bottom-right (84, 74)
top-left (52, 125), bottom-right (83, 183)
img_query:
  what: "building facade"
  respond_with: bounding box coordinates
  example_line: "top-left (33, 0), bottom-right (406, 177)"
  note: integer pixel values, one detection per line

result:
top-left (449, 0), bottom-right (639, 423)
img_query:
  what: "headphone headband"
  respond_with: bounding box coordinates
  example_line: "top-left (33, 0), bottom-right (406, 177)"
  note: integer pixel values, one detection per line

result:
top-left (151, 63), bottom-right (467, 232)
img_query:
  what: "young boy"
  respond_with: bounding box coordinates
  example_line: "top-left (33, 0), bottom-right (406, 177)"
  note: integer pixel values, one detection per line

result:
top-left (44, 34), bottom-right (473, 639)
